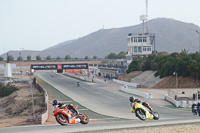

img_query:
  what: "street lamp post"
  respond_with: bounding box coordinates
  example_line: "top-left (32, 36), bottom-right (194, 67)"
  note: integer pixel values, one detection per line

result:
top-left (173, 72), bottom-right (178, 88)
top-left (196, 30), bottom-right (200, 56)
top-left (173, 72), bottom-right (178, 100)
top-left (19, 52), bottom-right (22, 80)
top-left (196, 30), bottom-right (200, 101)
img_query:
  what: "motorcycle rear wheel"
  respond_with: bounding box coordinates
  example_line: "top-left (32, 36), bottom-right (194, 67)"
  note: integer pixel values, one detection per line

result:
top-left (79, 113), bottom-right (89, 124)
top-left (55, 113), bottom-right (68, 126)
top-left (135, 109), bottom-right (146, 121)
top-left (152, 111), bottom-right (159, 120)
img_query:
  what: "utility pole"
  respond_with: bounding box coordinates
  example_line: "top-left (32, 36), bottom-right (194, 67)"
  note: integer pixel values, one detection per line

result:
top-left (196, 30), bottom-right (200, 57)
top-left (173, 72), bottom-right (178, 88)
top-left (19, 52), bottom-right (22, 81)
top-left (145, 0), bottom-right (149, 34)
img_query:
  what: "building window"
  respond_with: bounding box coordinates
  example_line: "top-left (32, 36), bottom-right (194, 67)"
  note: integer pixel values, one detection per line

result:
top-left (143, 37), bottom-right (146, 42)
top-left (147, 46), bottom-right (151, 51)
top-left (143, 46), bottom-right (147, 51)
top-left (134, 37), bottom-right (137, 42)
top-left (134, 46), bottom-right (137, 52)
top-left (131, 37), bottom-right (133, 42)
top-left (143, 46), bottom-right (151, 51)
top-left (138, 37), bottom-right (142, 42)
top-left (138, 46), bottom-right (142, 52)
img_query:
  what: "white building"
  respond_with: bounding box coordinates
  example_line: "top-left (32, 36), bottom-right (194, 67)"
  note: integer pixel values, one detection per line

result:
top-left (126, 33), bottom-right (155, 64)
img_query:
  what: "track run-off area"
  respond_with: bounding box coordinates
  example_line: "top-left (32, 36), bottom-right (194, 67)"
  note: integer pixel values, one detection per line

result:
top-left (1, 71), bottom-right (200, 133)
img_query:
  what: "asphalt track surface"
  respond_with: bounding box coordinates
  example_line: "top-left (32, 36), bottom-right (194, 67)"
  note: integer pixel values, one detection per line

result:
top-left (1, 71), bottom-right (200, 133)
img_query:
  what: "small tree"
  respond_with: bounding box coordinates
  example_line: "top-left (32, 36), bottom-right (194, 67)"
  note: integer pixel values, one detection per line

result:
top-left (93, 56), bottom-right (97, 59)
top-left (36, 55), bottom-right (41, 61)
top-left (46, 55), bottom-right (51, 60)
top-left (56, 56), bottom-right (60, 61)
top-left (27, 55), bottom-right (31, 61)
top-left (126, 59), bottom-right (143, 73)
top-left (75, 57), bottom-right (78, 60)
top-left (65, 55), bottom-right (71, 60)
top-left (85, 56), bottom-right (89, 60)
top-left (8, 55), bottom-right (14, 61)
top-left (117, 51), bottom-right (126, 59)
top-left (0, 57), bottom-right (3, 61)
top-left (17, 56), bottom-right (23, 61)
top-left (107, 53), bottom-right (117, 59)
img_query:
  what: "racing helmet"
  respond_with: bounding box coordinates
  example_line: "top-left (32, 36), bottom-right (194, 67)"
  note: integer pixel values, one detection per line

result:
top-left (52, 99), bottom-right (58, 106)
top-left (129, 96), bottom-right (135, 103)
top-left (143, 102), bottom-right (149, 106)
top-left (68, 104), bottom-right (74, 108)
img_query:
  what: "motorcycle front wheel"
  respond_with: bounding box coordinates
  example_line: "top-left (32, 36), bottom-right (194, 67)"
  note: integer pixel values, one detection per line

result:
top-left (79, 113), bottom-right (89, 124)
top-left (135, 109), bottom-right (146, 121)
top-left (152, 111), bottom-right (159, 120)
top-left (55, 113), bottom-right (69, 126)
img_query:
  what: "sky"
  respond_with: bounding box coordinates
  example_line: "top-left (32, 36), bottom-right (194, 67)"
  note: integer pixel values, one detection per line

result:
top-left (0, 0), bottom-right (200, 55)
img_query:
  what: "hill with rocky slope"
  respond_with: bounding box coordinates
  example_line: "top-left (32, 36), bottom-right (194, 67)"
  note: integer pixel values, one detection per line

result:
top-left (1, 18), bottom-right (200, 59)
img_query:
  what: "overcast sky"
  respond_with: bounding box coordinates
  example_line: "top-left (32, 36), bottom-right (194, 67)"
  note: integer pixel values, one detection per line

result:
top-left (0, 0), bottom-right (200, 55)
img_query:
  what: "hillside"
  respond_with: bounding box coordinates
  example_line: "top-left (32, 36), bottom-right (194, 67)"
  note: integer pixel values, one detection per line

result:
top-left (1, 18), bottom-right (200, 59)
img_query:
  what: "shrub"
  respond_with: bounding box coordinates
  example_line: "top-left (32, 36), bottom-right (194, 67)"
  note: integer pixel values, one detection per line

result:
top-left (0, 83), bottom-right (19, 98)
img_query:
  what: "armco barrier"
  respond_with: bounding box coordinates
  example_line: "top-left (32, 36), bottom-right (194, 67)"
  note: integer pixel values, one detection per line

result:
top-left (113, 79), bottom-right (141, 88)
top-left (33, 78), bottom-right (48, 124)
top-left (120, 86), bottom-right (152, 99)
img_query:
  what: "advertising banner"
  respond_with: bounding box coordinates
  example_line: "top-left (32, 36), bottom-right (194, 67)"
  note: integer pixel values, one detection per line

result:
top-left (31, 64), bottom-right (57, 70)
top-left (62, 64), bottom-right (88, 69)
top-left (31, 63), bottom-right (88, 70)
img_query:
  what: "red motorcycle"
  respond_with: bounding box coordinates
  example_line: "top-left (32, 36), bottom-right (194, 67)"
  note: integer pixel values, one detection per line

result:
top-left (52, 100), bottom-right (89, 126)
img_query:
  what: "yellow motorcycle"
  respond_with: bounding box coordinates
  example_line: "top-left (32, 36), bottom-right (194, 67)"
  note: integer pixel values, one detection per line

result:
top-left (131, 102), bottom-right (159, 121)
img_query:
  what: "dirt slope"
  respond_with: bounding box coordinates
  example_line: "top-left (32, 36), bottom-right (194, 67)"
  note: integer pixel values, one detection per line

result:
top-left (0, 83), bottom-right (45, 127)
top-left (153, 75), bottom-right (199, 88)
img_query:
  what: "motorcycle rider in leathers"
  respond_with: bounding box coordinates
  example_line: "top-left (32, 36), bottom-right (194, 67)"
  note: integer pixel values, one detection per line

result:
top-left (53, 100), bottom-right (79, 117)
top-left (129, 96), bottom-right (152, 111)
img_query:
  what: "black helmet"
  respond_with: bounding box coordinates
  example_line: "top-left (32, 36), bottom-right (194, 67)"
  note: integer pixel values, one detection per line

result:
top-left (68, 104), bottom-right (74, 108)
top-left (129, 96), bottom-right (135, 103)
top-left (52, 99), bottom-right (58, 106)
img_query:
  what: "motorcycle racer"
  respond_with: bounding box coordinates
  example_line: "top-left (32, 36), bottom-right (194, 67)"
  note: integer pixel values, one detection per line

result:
top-left (67, 104), bottom-right (79, 117)
top-left (129, 96), bottom-right (152, 111)
top-left (52, 100), bottom-right (79, 117)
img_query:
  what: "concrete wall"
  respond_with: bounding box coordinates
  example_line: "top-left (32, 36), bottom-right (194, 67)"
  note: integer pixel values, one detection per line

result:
top-left (165, 95), bottom-right (187, 108)
top-left (33, 81), bottom-right (49, 124)
top-left (130, 70), bottom-right (165, 87)
top-left (40, 85), bottom-right (48, 124)
top-left (120, 86), bottom-right (152, 99)
top-left (113, 79), bottom-right (141, 88)
top-left (165, 95), bottom-right (180, 107)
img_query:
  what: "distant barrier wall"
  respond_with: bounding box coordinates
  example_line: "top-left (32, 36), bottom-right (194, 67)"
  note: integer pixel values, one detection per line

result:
top-left (165, 95), bottom-right (187, 108)
top-left (113, 79), bottom-right (141, 88)
top-left (120, 85), bottom-right (152, 99)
